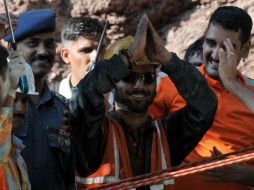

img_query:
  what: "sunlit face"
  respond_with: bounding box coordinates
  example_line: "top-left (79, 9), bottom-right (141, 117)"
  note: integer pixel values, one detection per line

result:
top-left (203, 23), bottom-right (244, 81)
top-left (12, 92), bottom-right (30, 132)
top-left (16, 32), bottom-right (56, 80)
top-left (61, 36), bottom-right (99, 81)
top-left (115, 65), bottom-right (156, 113)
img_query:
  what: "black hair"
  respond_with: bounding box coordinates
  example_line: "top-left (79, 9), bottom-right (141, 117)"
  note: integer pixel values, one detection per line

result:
top-left (0, 45), bottom-right (9, 79)
top-left (61, 17), bottom-right (103, 43)
top-left (209, 6), bottom-right (252, 45)
top-left (184, 37), bottom-right (204, 62)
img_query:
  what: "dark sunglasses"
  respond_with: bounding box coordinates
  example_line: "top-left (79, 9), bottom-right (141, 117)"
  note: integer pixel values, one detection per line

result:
top-left (122, 72), bottom-right (156, 85)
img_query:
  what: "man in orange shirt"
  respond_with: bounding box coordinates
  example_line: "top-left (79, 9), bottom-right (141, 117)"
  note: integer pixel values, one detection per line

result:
top-left (149, 6), bottom-right (254, 189)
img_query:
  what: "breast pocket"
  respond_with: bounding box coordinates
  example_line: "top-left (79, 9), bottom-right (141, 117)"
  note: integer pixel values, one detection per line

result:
top-left (47, 128), bottom-right (71, 169)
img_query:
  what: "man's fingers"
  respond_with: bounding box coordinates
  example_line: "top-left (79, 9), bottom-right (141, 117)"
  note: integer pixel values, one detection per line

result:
top-left (135, 14), bottom-right (148, 35)
top-left (8, 51), bottom-right (26, 77)
top-left (148, 21), bottom-right (159, 38)
top-left (218, 48), bottom-right (226, 64)
top-left (218, 48), bottom-right (227, 78)
top-left (8, 61), bottom-right (25, 78)
top-left (147, 19), bottom-right (165, 53)
top-left (225, 38), bottom-right (234, 51)
top-left (134, 14), bottom-right (148, 43)
top-left (221, 39), bottom-right (237, 69)
top-left (9, 50), bottom-right (20, 59)
top-left (8, 51), bottom-right (25, 62)
top-left (223, 39), bottom-right (235, 58)
top-left (130, 14), bottom-right (149, 60)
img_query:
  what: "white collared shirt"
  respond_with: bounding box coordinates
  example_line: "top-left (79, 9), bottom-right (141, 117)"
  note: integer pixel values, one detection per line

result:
top-left (59, 73), bottom-right (72, 99)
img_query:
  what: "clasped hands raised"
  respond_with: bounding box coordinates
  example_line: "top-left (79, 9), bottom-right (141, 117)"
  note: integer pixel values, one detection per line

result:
top-left (128, 14), bottom-right (171, 67)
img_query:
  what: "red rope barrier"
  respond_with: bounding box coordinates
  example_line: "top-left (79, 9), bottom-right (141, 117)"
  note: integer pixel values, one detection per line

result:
top-left (86, 146), bottom-right (254, 190)
top-left (101, 152), bottom-right (254, 190)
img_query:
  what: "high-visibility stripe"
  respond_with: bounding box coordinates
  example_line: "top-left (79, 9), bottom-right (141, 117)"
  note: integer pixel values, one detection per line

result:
top-left (76, 127), bottom-right (120, 185)
top-left (153, 122), bottom-right (175, 187)
top-left (112, 127), bottom-right (120, 180)
top-left (75, 175), bottom-right (118, 185)
top-left (76, 122), bottom-right (173, 189)
top-left (154, 122), bottom-right (167, 169)
top-left (150, 183), bottom-right (164, 190)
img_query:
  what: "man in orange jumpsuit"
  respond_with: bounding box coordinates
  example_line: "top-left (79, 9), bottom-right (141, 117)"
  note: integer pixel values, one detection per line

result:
top-left (149, 6), bottom-right (254, 189)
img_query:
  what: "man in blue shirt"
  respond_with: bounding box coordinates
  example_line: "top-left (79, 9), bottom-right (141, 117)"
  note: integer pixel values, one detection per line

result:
top-left (5, 9), bottom-right (75, 190)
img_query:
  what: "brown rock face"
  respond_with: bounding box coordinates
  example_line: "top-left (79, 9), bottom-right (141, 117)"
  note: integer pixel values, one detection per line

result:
top-left (0, 0), bottom-right (254, 87)
top-left (70, 0), bottom-right (194, 42)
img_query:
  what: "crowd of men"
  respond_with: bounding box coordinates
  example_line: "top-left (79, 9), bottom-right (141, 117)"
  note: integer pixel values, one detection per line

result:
top-left (0, 5), bottom-right (254, 190)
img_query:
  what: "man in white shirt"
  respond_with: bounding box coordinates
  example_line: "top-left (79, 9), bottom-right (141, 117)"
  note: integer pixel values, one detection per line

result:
top-left (59, 17), bottom-right (103, 99)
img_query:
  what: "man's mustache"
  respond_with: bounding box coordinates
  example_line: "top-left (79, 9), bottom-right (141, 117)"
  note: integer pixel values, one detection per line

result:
top-left (127, 89), bottom-right (150, 96)
top-left (32, 55), bottom-right (51, 62)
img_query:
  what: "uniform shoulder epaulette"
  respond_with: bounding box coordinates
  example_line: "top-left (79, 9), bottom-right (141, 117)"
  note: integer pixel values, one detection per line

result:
top-left (51, 91), bottom-right (69, 105)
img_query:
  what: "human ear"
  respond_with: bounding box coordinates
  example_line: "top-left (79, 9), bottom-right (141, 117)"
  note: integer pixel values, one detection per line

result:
top-left (241, 40), bottom-right (251, 58)
top-left (60, 48), bottom-right (70, 64)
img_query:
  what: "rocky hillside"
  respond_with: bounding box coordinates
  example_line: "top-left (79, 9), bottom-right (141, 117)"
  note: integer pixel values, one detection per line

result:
top-left (1, 0), bottom-right (253, 89)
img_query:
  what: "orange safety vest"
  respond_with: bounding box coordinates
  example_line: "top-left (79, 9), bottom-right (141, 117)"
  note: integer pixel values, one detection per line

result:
top-left (75, 116), bottom-right (175, 190)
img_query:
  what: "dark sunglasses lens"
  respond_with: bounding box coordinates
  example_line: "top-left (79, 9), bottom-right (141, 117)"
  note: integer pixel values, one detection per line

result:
top-left (122, 72), bottom-right (155, 84)
top-left (122, 73), bottom-right (137, 83)
top-left (144, 73), bottom-right (155, 84)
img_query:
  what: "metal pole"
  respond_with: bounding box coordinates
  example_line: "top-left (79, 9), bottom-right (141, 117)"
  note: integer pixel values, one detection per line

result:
top-left (3, 0), bottom-right (16, 48)
top-left (94, 20), bottom-right (109, 64)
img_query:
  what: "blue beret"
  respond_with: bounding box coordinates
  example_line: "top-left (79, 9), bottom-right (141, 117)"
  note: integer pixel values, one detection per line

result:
top-left (4, 9), bottom-right (55, 43)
